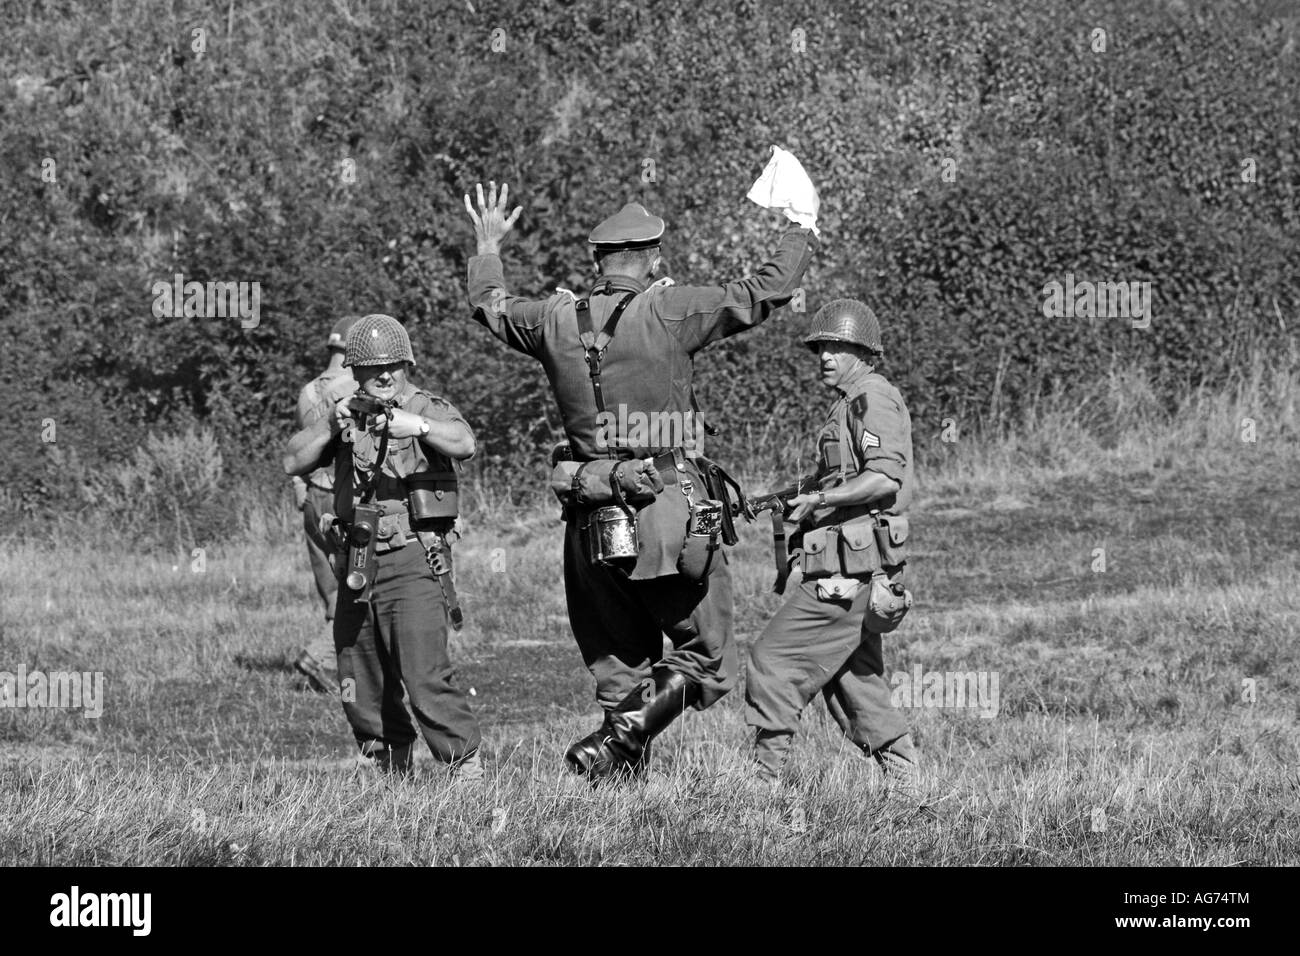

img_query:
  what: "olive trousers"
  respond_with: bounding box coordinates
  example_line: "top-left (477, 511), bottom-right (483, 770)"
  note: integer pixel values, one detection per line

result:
top-left (333, 541), bottom-right (481, 763)
top-left (302, 486), bottom-right (339, 663)
top-left (745, 577), bottom-right (909, 776)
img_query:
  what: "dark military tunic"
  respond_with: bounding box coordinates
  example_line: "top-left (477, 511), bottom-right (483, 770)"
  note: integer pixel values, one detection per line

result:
top-left (467, 226), bottom-right (817, 708)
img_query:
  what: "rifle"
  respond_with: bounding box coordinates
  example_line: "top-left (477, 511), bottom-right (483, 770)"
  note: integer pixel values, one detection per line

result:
top-left (747, 474), bottom-right (820, 519)
top-left (346, 392), bottom-right (397, 421)
top-left (746, 474), bottom-right (820, 594)
top-left (338, 392), bottom-right (396, 444)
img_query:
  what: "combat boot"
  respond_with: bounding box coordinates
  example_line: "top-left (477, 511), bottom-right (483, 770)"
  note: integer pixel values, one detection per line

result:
top-left (873, 734), bottom-right (923, 804)
top-left (582, 670), bottom-right (700, 783)
top-left (565, 721), bottom-right (654, 777)
top-left (450, 749), bottom-right (485, 784)
top-left (753, 728), bottom-right (793, 784)
top-left (563, 724), bottom-right (609, 775)
top-left (359, 739), bottom-right (413, 777)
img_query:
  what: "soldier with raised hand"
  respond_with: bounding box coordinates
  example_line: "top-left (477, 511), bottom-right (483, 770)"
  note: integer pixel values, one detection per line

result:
top-left (283, 314), bottom-right (483, 780)
top-left (290, 314), bottom-right (361, 695)
top-left (745, 298), bottom-right (922, 801)
top-left (463, 179), bottom-right (817, 784)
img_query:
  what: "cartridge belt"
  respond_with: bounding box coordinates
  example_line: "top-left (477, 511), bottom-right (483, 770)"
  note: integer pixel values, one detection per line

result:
top-left (337, 511), bottom-right (416, 553)
top-left (371, 511), bottom-right (412, 552)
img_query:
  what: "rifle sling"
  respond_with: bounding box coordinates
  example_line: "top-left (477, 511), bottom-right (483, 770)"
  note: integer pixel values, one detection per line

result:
top-left (356, 409), bottom-right (391, 504)
top-left (771, 509), bottom-right (789, 594)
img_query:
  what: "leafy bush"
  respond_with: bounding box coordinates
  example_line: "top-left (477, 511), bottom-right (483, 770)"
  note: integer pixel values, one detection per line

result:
top-left (2, 0), bottom-right (1296, 522)
top-left (67, 427), bottom-right (226, 553)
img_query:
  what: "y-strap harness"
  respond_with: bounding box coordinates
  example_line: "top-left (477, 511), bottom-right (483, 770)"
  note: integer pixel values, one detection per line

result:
top-left (574, 292), bottom-right (643, 519)
top-left (575, 292), bottom-right (635, 454)
top-left (574, 290), bottom-right (728, 526)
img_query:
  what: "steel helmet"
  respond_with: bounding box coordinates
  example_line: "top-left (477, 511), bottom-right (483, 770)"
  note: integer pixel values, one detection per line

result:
top-left (804, 298), bottom-right (883, 354)
top-left (344, 314), bottom-right (416, 367)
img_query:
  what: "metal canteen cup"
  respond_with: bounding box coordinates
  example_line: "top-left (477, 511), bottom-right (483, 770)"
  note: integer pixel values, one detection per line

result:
top-left (587, 505), bottom-right (639, 566)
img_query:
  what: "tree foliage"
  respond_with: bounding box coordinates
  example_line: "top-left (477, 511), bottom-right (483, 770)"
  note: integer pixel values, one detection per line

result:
top-left (2, 0), bottom-right (1295, 517)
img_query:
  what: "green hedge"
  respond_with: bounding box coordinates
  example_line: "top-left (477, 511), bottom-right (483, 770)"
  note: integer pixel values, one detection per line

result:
top-left (2, 0), bottom-right (1296, 520)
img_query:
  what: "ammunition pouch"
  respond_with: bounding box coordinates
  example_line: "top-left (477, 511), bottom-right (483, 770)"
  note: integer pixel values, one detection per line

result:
top-left (374, 511), bottom-right (417, 552)
top-left (838, 519), bottom-right (883, 576)
top-left (873, 513), bottom-right (909, 567)
top-left (795, 526), bottom-right (838, 579)
top-left (794, 516), bottom-right (887, 579)
top-left (406, 470), bottom-right (458, 528)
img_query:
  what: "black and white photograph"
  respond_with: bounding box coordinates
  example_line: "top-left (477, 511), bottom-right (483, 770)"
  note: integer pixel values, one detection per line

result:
top-left (1, 0), bottom-right (1294, 916)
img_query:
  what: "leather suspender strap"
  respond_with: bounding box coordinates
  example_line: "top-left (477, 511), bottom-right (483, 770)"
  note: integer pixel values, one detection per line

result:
top-left (577, 292), bottom-right (635, 459)
top-left (571, 461), bottom-right (594, 500)
top-left (690, 385), bottom-right (720, 437)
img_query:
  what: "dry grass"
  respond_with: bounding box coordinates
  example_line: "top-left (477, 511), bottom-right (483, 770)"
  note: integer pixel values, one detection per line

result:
top-left (2, 360), bottom-right (1298, 865)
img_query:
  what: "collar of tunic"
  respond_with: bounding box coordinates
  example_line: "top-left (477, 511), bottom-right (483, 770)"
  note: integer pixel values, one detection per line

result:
top-left (590, 274), bottom-right (650, 297)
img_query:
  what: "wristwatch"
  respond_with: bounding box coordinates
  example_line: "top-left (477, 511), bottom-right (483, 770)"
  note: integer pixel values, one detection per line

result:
top-left (818, 490), bottom-right (828, 507)
top-left (418, 419), bottom-right (430, 437)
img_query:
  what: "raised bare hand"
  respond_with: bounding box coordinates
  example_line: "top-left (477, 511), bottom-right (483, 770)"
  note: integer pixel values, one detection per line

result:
top-left (464, 180), bottom-right (522, 255)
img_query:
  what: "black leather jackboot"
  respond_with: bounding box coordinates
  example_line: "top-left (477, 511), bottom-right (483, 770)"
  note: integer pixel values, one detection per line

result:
top-left (565, 723), bottom-right (657, 777)
top-left (565, 670), bottom-right (700, 781)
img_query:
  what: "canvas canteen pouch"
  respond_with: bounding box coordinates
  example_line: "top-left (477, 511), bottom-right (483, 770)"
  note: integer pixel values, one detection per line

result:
top-left (865, 567), bottom-right (913, 633)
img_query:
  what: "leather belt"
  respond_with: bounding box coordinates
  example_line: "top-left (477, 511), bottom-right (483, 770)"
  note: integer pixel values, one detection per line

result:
top-left (649, 449), bottom-right (689, 485)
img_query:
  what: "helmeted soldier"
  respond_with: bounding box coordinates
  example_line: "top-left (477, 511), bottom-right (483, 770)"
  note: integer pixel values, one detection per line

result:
top-left (289, 314), bottom-right (361, 695)
top-left (283, 313), bottom-right (483, 778)
top-left (744, 298), bottom-right (921, 799)
top-left (463, 180), bottom-right (817, 782)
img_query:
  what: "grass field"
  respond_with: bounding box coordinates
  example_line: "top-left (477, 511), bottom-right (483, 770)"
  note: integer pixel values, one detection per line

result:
top-left (4, 357), bottom-right (1299, 866)
top-left (3, 431), bottom-right (1297, 866)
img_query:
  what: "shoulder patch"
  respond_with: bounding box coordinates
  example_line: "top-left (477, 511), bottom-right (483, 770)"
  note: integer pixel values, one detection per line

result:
top-left (849, 394), bottom-right (869, 418)
top-left (648, 277), bottom-right (675, 289)
top-left (554, 287), bottom-right (578, 302)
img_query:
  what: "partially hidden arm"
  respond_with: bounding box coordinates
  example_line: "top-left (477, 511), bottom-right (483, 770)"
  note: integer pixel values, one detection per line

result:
top-left (284, 416), bottom-right (339, 477)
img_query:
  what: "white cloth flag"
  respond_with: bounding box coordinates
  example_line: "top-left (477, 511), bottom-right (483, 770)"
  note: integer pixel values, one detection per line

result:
top-left (747, 145), bottom-right (820, 236)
